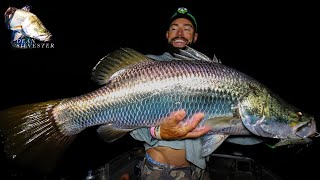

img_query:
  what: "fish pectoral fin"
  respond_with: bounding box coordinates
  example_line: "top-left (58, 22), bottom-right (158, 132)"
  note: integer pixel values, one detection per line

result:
top-left (97, 124), bottom-right (133, 143)
top-left (266, 138), bottom-right (312, 149)
top-left (12, 31), bottom-right (24, 41)
top-left (205, 116), bottom-right (253, 135)
top-left (204, 116), bottom-right (241, 129)
top-left (11, 26), bottom-right (23, 31)
top-left (201, 134), bottom-right (228, 157)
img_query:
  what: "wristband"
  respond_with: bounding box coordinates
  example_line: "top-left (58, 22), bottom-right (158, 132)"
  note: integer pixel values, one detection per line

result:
top-left (155, 125), bottom-right (162, 140)
top-left (150, 126), bottom-right (156, 138)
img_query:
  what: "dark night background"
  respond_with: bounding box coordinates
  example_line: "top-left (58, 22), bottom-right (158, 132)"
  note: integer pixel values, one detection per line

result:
top-left (0, 0), bottom-right (319, 179)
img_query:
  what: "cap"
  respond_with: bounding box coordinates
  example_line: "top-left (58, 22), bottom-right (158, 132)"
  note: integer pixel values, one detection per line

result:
top-left (169, 7), bottom-right (198, 31)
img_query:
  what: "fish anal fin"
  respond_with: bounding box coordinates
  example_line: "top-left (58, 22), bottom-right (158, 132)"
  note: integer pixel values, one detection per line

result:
top-left (97, 124), bottom-right (133, 143)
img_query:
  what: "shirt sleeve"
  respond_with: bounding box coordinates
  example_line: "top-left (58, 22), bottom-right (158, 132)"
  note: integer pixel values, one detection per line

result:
top-left (130, 128), bottom-right (158, 146)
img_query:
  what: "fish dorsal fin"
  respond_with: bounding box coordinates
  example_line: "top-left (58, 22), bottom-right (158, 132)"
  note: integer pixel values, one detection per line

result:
top-left (212, 54), bottom-right (221, 63)
top-left (21, 5), bottom-right (31, 12)
top-left (175, 46), bottom-right (222, 63)
top-left (91, 48), bottom-right (152, 85)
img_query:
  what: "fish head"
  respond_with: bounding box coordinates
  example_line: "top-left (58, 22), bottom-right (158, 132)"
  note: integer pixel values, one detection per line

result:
top-left (268, 96), bottom-right (318, 139)
top-left (22, 15), bottom-right (52, 42)
top-left (239, 88), bottom-right (318, 139)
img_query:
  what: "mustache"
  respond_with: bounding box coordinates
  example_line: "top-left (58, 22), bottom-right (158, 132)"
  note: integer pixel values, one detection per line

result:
top-left (171, 36), bottom-right (188, 42)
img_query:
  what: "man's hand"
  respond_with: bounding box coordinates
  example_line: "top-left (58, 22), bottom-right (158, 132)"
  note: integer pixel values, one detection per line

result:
top-left (159, 109), bottom-right (211, 140)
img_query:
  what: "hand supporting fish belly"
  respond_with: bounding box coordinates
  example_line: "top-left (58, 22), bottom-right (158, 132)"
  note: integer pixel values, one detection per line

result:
top-left (157, 109), bottom-right (211, 140)
top-left (0, 47), bottom-right (318, 173)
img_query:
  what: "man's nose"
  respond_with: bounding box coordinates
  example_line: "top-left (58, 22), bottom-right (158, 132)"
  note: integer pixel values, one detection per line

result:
top-left (177, 28), bottom-right (183, 36)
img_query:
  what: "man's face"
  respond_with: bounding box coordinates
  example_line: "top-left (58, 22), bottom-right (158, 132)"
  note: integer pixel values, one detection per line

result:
top-left (166, 18), bottom-right (198, 49)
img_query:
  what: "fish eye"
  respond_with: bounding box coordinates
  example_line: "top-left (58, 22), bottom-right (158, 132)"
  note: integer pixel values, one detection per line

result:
top-left (297, 112), bottom-right (303, 117)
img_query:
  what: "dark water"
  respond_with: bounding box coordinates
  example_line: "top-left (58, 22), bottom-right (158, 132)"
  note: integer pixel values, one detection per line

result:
top-left (1, 1), bottom-right (319, 179)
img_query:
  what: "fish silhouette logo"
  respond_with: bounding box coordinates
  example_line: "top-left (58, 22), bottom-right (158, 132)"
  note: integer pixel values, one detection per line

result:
top-left (4, 5), bottom-right (54, 49)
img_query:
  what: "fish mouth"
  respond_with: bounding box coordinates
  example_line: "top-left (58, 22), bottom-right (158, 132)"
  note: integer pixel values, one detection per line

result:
top-left (307, 119), bottom-right (320, 138)
top-left (295, 119), bottom-right (317, 138)
top-left (37, 33), bottom-right (52, 42)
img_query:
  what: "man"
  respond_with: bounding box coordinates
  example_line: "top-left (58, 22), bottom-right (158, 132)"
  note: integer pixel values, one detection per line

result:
top-left (130, 7), bottom-right (213, 179)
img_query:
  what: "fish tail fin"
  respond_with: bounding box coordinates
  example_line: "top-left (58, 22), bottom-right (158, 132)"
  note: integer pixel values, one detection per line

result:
top-left (0, 100), bottom-right (77, 173)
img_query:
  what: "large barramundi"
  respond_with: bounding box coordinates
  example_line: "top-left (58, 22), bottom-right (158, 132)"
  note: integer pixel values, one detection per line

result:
top-left (0, 47), bottom-right (317, 172)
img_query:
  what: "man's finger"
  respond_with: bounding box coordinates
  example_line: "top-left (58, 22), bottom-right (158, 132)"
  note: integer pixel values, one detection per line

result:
top-left (183, 112), bottom-right (205, 132)
top-left (183, 126), bottom-right (211, 139)
top-left (171, 109), bottom-right (187, 124)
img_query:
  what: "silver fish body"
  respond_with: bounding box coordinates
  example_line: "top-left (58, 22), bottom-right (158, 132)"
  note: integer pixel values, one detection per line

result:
top-left (52, 48), bottom-right (316, 142)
